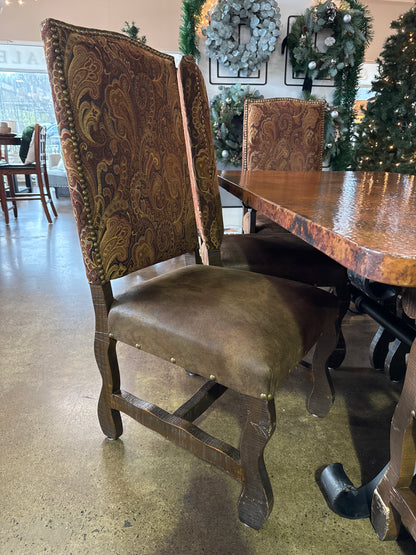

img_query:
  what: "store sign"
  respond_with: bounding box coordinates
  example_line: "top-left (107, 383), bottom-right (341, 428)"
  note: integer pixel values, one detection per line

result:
top-left (0, 42), bottom-right (46, 73)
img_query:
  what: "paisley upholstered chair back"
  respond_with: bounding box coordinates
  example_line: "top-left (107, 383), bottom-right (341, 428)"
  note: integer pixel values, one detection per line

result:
top-left (242, 98), bottom-right (325, 172)
top-left (177, 55), bottom-right (224, 265)
top-left (42, 19), bottom-right (199, 284)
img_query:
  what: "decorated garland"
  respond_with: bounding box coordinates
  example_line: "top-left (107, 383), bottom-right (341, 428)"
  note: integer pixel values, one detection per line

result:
top-left (179, 0), bottom-right (206, 59)
top-left (287, 0), bottom-right (372, 169)
top-left (210, 84), bottom-right (263, 166)
top-left (202, 0), bottom-right (280, 76)
top-left (331, 0), bottom-right (373, 169)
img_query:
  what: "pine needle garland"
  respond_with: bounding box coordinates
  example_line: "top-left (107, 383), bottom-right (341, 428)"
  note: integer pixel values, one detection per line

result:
top-left (179, 0), bottom-right (206, 60)
top-left (331, 0), bottom-right (373, 170)
top-left (287, 0), bottom-right (372, 170)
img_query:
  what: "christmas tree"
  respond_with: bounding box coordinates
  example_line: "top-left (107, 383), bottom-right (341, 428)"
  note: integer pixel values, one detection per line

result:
top-left (353, 4), bottom-right (416, 174)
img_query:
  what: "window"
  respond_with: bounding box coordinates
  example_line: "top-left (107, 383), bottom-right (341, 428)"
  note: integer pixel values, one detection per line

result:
top-left (0, 42), bottom-right (60, 160)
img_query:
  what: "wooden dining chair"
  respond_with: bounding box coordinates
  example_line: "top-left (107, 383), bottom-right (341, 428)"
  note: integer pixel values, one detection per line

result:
top-left (178, 55), bottom-right (350, 380)
top-left (42, 18), bottom-right (340, 530)
top-left (241, 97), bottom-right (325, 235)
top-left (0, 124), bottom-right (57, 224)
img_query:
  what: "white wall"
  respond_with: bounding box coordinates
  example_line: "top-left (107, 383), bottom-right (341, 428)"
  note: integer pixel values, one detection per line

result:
top-left (0, 0), bottom-right (184, 51)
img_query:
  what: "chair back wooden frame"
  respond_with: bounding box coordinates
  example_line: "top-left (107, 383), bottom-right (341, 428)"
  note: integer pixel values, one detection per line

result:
top-left (0, 124), bottom-right (57, 224)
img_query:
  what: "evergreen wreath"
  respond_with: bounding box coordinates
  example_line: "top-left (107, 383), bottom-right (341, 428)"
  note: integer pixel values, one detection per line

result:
top-left (287, 1), bottom-right (367, 91)
top-left (202, 0), bottom-right (281, 76)
top-left (288, 0), bottom-right (372, 170)
top-left (179, 0), bottom-right (206, 59)
top-left (210, 84), bottom-right (263, 166)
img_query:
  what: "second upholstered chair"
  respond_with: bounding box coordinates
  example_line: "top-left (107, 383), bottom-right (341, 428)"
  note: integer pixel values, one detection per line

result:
top-left (42, 18), bottom-right (340, 530)
top-left (178, 55), bottom-right (350, 379)
top-left (242, 97), bottom-right (325, 234)
top-left (0, 124), bottom-right (57, 224)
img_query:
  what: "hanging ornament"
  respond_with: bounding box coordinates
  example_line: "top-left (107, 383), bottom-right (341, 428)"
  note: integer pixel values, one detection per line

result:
top-left (326, 1), bottom-right (337, 23)
top-left (331, 110), bottom-right (339, 119)
top-left (324, 36), bottom-right (336, 47)
top-left (343, 13), bottom-right (352, 23)
top-left (308, 61), bottom-right (317, 70)
top-left (221, 150), bottom-right (230, 160)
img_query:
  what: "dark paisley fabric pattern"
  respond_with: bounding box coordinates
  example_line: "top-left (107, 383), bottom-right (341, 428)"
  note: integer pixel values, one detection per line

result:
top-left (42, 19), bottom-right (198, 284)
top-left (242, 98), bottom-right (325, 172)
top-left (177, 55), bottom-right (224, 252)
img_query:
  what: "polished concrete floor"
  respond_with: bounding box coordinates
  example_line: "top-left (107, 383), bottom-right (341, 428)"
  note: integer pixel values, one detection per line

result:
top-left (1, 199), bottom-right (415, 554)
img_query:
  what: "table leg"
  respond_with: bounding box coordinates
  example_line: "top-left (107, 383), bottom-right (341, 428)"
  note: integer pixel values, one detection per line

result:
top-left (371, 338), bottom-right (416, 540)
top-left (320, 462), bottom-right (387, 519)
top-left (320, 291), bottom-right (416, 541)
top-left (320, 341), bottom-right (416, 539)
top-left (369, 326), bottom-right (395, 370)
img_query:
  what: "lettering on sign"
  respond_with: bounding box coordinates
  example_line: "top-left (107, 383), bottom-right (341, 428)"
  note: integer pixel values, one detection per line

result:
top-left (0, 43), bottom-right (47, 73)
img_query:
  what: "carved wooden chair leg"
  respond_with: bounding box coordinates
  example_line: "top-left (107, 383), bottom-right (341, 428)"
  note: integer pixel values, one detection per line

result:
top-left (95, 333), bottom-right (123, 440)
top-left (36, 167), bottom-right (53, 223)
top-left (0, 176), bottom-right (9, 224)
top-left (326, 284), bottom-right (350, 369)
top-left (6, 175), bottom-right (18, 218)
top-left (91, 283), bottom-right (123, 440)
top-left (307, 321), bottom-right (338, 418)
top-left (42, 167), bottom-right (58, 217)
top-left (327, 330), bottom-right (346, 369)
top-left (238, 396), bottom-right (276, 530)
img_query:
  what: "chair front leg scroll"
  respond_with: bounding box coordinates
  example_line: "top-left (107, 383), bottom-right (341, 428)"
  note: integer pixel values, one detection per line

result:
top-left (7, 175), bottom-right (17, 218)
top-left (35, 167), bottom-right (53, 223)
top-left (326, 283), bottom-right (350, 369)
top-left (307, 321), bottom-right (338, 418)
top-left (91, 283), bottom-right (123, 440)
top-left (95, 332), bottom-right (123, 440)
top-left (41, 167), bottom-right (58, 218)
top-left (0, 176), bottom-right (9, 224)
top-left (238, 396), bottom-right (276, 530)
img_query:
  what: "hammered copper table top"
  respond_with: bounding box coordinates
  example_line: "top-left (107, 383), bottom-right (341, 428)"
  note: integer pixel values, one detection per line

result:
top-left (219, 170), bottom-right (416, 287)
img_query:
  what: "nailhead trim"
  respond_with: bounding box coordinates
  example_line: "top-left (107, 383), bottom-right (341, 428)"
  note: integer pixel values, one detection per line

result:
top-left (49, 21), bottom-right (105, 284)
top-left (242, 97), bottom-right (325, 171)
top-left (48, 19), bottom-right (178, 285)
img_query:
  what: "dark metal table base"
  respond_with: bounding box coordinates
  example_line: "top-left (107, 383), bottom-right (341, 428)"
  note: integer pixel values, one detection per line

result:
top-left (319, 462), bottom-right (388, 519)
